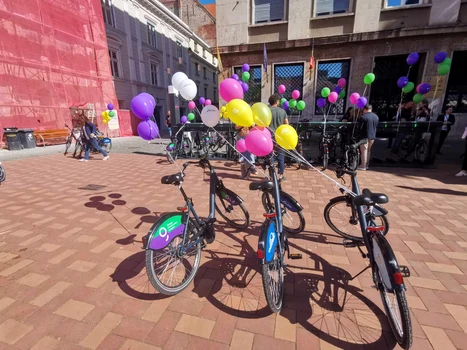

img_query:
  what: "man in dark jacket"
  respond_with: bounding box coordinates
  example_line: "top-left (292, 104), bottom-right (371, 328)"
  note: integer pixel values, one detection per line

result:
top-left (358, 104), bottom-right (378, 170)
top-left (79, 116), bottom-right (109, 162)
top-left (436, 107), bottom-right (455, 154)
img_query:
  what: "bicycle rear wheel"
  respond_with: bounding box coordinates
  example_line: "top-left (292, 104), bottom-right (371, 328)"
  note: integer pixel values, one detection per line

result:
top-left (261, 243), bottom-right (284, 313)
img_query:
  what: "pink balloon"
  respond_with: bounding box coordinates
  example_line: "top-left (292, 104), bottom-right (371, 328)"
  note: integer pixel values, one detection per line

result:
top-left (416, 84), bottom-right (422, 94)
top-left (350, 92), bottom-right (361, 105)
top-left (337, 78), bottom-right (347, 88)
top-left (328, 92), bottom-right (338, 104)
top-left (205, 99), bottom-right (212, 106)
top-left (292, 90), bottom-right (300, 100)
top-left (278, 84), bottom-right (286, 94)
top-left (236, 139), bottom-right (247, 153)
top-left (245, 129), bottom-right (273, 157)
top-left (188, 101), bottom-right (196, 110)
top-left (219, 78), bottom-right (244, 102)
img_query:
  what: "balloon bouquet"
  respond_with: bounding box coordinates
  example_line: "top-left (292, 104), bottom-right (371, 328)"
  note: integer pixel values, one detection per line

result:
top-left (131, 93), bottom-right (159, 140)
top-left (101, 103), bottom-right (117, 124)
top-left (316, 78), bottom-right (347, 120)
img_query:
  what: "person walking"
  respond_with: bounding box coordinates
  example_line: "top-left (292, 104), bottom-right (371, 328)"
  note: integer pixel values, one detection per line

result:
top-left (79, 116), bottom-right (109, 162)
top-left (166, 111), bottom-right (172, 138)
top-left (269, 94), bottom-right (289, 180)
top-left (436, 106), bottom-right (455, 154)
top-left (358, 104), bottom-right (378, 170)
top-left (456, 127), bottom-right (467, 177)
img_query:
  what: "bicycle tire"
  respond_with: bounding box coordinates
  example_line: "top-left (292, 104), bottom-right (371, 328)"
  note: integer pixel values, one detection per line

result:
top-left (347, 149), bottom-right (359, 171)
top-left (324, 197), bottom-right (389, 240)
top-left (215, 200), bottom-right (250, 230)
top-left (73, 141), bottom-right (83, 158)
top-left (166, 141), bottom-right (178, 163)
top-left (181, 137), bottom-right (193, 158)
top-left (414, 139), bottom-right (427, 163)
top-left (0, 164), bottom-right (6, 183)
top-left (322, 149), bottom-right (329, 170)
top-left (261, 192), bottom-right (305, 234)
top-left (145, 214), bottom-right (201, 296)
top-left (64, 137), bottom-right (72, 156)
top-left (261, 243), bottom-right (284, 313)
top-left (102, 141), bottom-right (112, 154)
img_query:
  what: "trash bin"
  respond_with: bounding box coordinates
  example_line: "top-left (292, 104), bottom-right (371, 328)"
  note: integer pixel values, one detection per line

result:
top-left (3, 128), bottom-right (22, 151)
top-left (18, 129), bottom-right (36, 149)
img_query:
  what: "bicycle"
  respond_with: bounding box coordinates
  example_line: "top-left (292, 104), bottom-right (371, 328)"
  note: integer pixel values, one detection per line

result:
top-left (64, 124), bottom-right (83, 158)
top-left (0, 162), bottom-right (5, 184)
top-left (250, 154), bottom-right (302, 313)
top-left (324, 164), bottom-right (389, 240)
top-left (331, 168), bottom-right (412, 349)
top-left (143, 157), bottom-right (250, 295)
top-left (318, 126), bottom-right (336, 170)
top-left (94, 129), bottom-right (112, 154)
top-left (166, 126), bottom-right (193, 163)
top-left (398, 133), bottom-right (428, 163)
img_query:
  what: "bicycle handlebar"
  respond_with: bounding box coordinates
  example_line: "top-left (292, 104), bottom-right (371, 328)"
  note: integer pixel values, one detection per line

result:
top-left (335, 167), bottom-right (356, 178)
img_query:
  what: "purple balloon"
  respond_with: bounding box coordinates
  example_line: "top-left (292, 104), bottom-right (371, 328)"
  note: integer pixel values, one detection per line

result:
top-left (317, 98), bottom-right (326, 108)
top-left (131, 94), bottom-right (154, 120)
top-left (420, 83), bottom-right (431, 95)
top-left (333, 86), bottom-right (342, 94)
top-left (199, 97), bottom-right (206, 105)
top-left (149, 120), bottom-right (159, 139)
top-left (356, 97), bottom-right (368, 109)
top-left (397, 76), bottom-right (409, 89)
top-left (181, 115), bottom-right (188, 124)
top-left (434, 51), bottom-right (447, 64)
top-left (242, 63), bottom-right (250, 72)
top-left (107, 103), bottom-right (114, 111)
top-left (139, 93), bottom-right (156, 108)
top-left (232, 74), bottom-right (239, 81)
top-left (241, 82), bottom-right (249, 93)
top-left (282, 100), bottom-right (289, 110)
top-left (138, 120), bottom-right (158, 140)
top-left (407, 52), bottom-right (419, 66)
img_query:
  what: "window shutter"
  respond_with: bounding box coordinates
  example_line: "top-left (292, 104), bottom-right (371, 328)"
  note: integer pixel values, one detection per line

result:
top-left (254, 0), bottom-right (284, 23)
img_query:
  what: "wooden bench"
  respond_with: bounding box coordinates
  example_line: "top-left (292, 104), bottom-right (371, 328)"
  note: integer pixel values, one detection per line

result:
top-left (34, 129), bottom-right (69, 147)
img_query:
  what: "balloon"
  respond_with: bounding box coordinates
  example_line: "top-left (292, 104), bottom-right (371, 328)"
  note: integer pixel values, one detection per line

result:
top-left (402, 82), bottom-right (415, 93)
top-left (356, 97), bottom-right (368, 109)
top-left (328, 92), bottom-right (338, 104)
top-left (102, 119), bottom-right (108, 124)
top-left (108, 111), bottom-right (116, 118)
top-left (101, 111), bottom-right (107, 118)
top-left (282, 100), bottom-right (289, 110)
top-left (407, 52), bottom-right (419, 66)
top-left (199, 97), bottom-right (206, 105)
top-left (107, 103), bottom-right (114, 110)
top-left (364, 73), bottom-right (375, 85)
top-left (245, 128), bottom-right (273, 157)
top-left (413, 94), bottom-right (423, 104)
top-left (251, 102), bottom-right (272, 127)
top-left (278, 84), bottom-right (286, 94)
top-left (242, 72), bottom-right (250, 82)
top-left (242, 63), bottom-right (250, 72)
top-left (321, 87), bottom-right (331, 98)
top-left (187, 112), bottom-right (195, 121)
top-left (236, 138), bottom-right (247, 153)
top-left (139, 93), bottom-right (156, 108)
top-left (441, 57), bottom-right (452, 66)
top-left (338, 90), bottom-right (346, 99)
top-left (131, 94), bottom-right (154, 120)
top-left (138, 120), bottom-right (158, 140)
top-left (289, 99), bottom-right (297, 109)
top-left (205, 99), bottom-right (212, 106)
top-left (221, 106), bottom-right (226, 113)
top-left (292, 90), bottom-right (300, 100)
top-left (337, 78), bottom-right (347, 88)
top-left (188, 101), bottom-right (196, 110)
top-left (219, 78), bottom-right (244, 102)
top-left (416, 84), bottom-right (422, 94)
top-left (350, 92), bottom-right (360, 105)
top-left (171, 72), bottom-right (188, 90)
top-left (333, 86), bottom-right (342, 94)
top-left (420, 83), bottom-right (431, 95)
top-left (181, 115), bottom-right (188, 124)
top-left (297, 100), bottom-right (306, 111)
top-left (201, 105), bottom-right (220, 127)
top-left (434, 51), bottom-right (447, 64)
top-left (179, 79), bottom-right (197, 100)
top-left (397, 77), bottom-right (409, 89)
top-left (438, 64), bottom-right (450, 76)
top-left (232, 74), bottom-right (239, 81)
top-left (317, 98), bottom-right (326, 108)
top-left (241, 82), bottom-right (249, 93)
top-left (226, 99), bottom-right (253, 127)
top-left (275, 125), bottom-right (298, 150)
top-left (280, 98), bottom-right (286, 106)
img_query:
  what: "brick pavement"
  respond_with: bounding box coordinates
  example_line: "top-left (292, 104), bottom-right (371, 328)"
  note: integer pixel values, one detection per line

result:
top-left (0, 153), bottom-right (466, 349)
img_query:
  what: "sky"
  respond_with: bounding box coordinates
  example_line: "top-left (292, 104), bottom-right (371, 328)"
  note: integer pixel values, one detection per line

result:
top-left (199, 0), bottom-right (215, 4)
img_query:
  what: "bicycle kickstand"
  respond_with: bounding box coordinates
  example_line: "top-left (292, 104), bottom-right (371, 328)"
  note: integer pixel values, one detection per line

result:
top-left (349, 265), bottom-right (371, 281)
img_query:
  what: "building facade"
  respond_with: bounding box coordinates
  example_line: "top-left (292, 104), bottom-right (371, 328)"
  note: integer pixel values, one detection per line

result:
top-left (217, 0), bottom-right (467, 137)
top-left (102, 0), bottom-right (217, 134)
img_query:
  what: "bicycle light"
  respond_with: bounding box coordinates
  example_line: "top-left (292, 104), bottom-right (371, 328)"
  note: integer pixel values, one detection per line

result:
top-left (393, 272), bottom-right (404, 285)
top-left (257, 249), bottom-right (264, 259)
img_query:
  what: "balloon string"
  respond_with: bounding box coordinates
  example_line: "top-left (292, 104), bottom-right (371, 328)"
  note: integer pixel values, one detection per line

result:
top-left (427, 75), bottom-right (441, 133)
top-left (396, 65), bottom-right (413, 133)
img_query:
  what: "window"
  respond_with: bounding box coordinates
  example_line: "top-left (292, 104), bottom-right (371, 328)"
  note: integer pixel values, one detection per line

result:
top-left (234, 65), bottom-right (262, 103)
top-left (314, 0), bottom-right (350, 17)
top-left (203, 48), bottom-right (207, 58)
top-left (444, 51), bottom-right (467, 113)
top-left (108, 49), bottom-right (120, 77)
top-left (386, 0), bottom-right (422, 7)
top-left (213, 88), bottom-right (217, 101)
top-left (273, 63), bottom-right (304, 101)
top-left (147, 23), bottom-right (157, 48)
top-left (195, 63), bottom-right (200, 76)
top-left (315, 59), bottom-right (350, 115)
top-left (203, 67), bottom-right (207, 79)
top-left (204, 87), bottom-right (208, 98)
top-left (194, 42), bottom-right (199, 53)
top-left (253, 0), bottom-right (285, 24)
top-left (150, 62), bottom-right (158, 85)
top-left (177, 42), bottom-right (183, 59)
top-left (102, 0), bottom-right (114, 26)
top-left (212, 72), bottom-right (216, 83)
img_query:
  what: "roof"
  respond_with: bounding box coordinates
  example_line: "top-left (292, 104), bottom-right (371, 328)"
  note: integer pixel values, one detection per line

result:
top-left (203, 4), bottom-right (216, 18)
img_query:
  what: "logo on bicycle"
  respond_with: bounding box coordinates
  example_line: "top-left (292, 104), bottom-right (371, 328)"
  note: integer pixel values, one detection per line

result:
top-left (149, 215), bottom-right (185, 250)
top-left (265, 222), bottom-right (277, 262)
top-left (221, 192), bottom-right (237, 205)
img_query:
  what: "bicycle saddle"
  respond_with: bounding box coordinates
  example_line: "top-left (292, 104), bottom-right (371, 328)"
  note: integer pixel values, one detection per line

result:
top-left (353, 189), bottom-right (388, 206)
top-left (161, 173), bottom-right (183, 185)
top-left (249, 180), bottom-right (274, 191)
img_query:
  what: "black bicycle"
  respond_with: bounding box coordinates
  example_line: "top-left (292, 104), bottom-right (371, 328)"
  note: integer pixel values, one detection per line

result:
top-left (166, 126), bottom-right (193, 163)
top-left (318, 126), bottom-right (335, 170)
top-left (332, 168), bottom-right (412, 349)
top-left (144, 157), bottom-right (249, 295)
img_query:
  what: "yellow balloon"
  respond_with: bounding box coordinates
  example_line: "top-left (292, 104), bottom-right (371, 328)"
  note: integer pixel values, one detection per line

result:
top-left (221, 106), bottom-right (227, 113)
top-left (226, 99), bottom-right (254, 127)
top-left (251, 102), bottom-right (272, 127)
top-left (101, 111), bottom-right (107, 118)
top-left (275, 125), bottom-right (298, 150)
top-left (102, 119), bottom-right (108, 124)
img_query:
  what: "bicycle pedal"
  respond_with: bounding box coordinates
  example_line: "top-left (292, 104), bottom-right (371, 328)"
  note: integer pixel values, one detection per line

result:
top-left (289, 254), bottom-right (302, 260)
top-left (343, 239), bottom-right (359, 248)
top-left (399, 265), bottom-right (411, 277)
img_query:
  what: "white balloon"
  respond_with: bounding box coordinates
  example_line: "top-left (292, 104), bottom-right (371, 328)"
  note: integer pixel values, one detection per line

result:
top-left (179, 79), bottom-right (197, 101)
top-left (171, 72), bottom-right (188, 90)
top-left (201, 105), bottom-right (220, 127)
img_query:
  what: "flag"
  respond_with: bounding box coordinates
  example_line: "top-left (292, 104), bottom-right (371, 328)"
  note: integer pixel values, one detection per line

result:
top-left (216, 46), bottom-right (224, 80)
top-left (309, 39), bottom-right (315, 80)
top-left (263, 43), bottom-right (268, 73)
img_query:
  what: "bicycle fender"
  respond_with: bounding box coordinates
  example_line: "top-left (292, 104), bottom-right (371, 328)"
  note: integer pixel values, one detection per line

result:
top-left (372, 233), bottom-right (402, 292)
top-left (373, 204), bottom-right (388, 216)
top-left (328, 196), bottom-right (347, 205)
top-left (145, 212), bottom-right (187, 250)
top-left (280, 191), bottom-right (303, 212)
top-left (257, 221), bottom-right (268, 264)
top-left (217, 188), bottom-right (243, 205)
top-left (263, 221), bottom-right (278, 263)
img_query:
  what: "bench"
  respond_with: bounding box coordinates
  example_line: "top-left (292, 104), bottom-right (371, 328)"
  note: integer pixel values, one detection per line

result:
top-left (34, 129), bottom-right (69, 147)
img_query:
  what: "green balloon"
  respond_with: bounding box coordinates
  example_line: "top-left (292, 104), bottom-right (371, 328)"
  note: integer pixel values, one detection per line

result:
top-left (289, 99), bottom-right (297, 109)
top-left (242, 71), bottom-right (250, 81)
top-left (187, 112), bottom-right (195, 121)
top-left (321, 87), bottom-right (331, 98)
top-left (438, 63), bottom-right (450, 76)
top-left (402, 82), bottom-right (414, 93)
top-left (338, 90), bottom-right (346, 99)
top-left (297, 100), bottom-right (306, 111)
top-left (280, 97), bottom-right (287, 106)
top-left (108, 110), bottom-right (116, 118)
top-left (413, 93), bottom-right (423, 104)
top-left (364, 73), bottom-right (375, 85)
top-left (441, 57), bottom-right (452, 66)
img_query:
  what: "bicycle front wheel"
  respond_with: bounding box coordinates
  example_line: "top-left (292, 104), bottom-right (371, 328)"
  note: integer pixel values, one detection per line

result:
top-left (64, 138), bottom-right (71, 156)
top-left (215, 197), bottom-right (250, 230)
top-left (261, 243), bottom-right (284, 313)
top-left (261, 192), bottom-right (305, 234)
